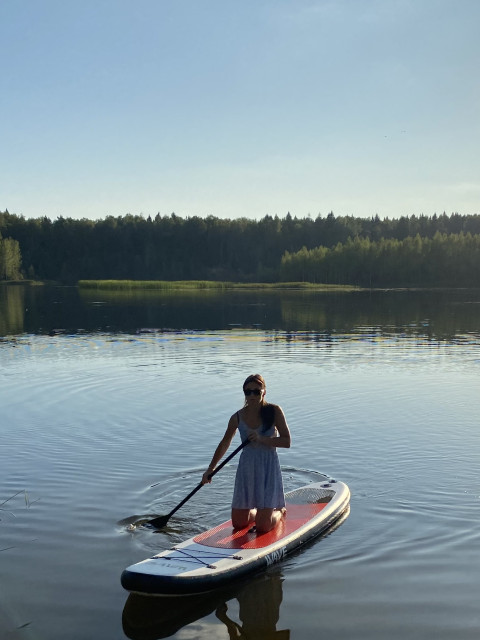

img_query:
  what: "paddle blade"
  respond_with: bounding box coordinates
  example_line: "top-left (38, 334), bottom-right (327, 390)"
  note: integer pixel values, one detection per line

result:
top-left (144, 514), bottom-right (170, 530)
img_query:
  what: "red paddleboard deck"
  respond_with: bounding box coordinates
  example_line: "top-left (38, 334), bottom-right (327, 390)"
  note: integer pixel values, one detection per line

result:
top-left (194, 502), bottom-right (328, 549)
top-left (121, 479), bottom-right (350, 596)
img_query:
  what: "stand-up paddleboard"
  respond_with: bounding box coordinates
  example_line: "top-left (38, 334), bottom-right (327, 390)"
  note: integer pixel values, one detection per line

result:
top-left (121, 478), bottom-right (350, 596)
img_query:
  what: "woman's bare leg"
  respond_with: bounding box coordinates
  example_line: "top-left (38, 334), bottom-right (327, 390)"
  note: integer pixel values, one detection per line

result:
top-left (255, 508), bottom-right (287, 533)
top-left (231, 508), bottom-right (256, 529)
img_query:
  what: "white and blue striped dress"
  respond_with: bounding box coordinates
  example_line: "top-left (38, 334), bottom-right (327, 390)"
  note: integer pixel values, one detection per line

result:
top-left (231, 415), bottom-right (285, 510)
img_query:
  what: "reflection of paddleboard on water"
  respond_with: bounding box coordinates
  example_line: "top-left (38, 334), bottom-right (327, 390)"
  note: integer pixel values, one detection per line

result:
top-left (122, 570), bottom-right (290, 640)
top-left (121, 479), bottom-right (350, 596)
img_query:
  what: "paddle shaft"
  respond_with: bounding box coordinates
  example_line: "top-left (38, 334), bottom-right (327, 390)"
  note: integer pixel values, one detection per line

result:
top-left (165, 439), bottom-right (249, 521)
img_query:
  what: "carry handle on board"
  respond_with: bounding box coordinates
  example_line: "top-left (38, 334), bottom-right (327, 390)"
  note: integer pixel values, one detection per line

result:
top-left (146, 439), bottom-right (249, 530)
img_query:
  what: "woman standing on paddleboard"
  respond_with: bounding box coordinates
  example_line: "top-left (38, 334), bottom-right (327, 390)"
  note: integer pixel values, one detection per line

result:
top-left (202, 374), bottom-right (291, 533)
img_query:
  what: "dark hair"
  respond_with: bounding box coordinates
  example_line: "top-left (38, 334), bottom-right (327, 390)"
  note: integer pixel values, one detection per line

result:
top-left (260, 403), bottom-right (275, 430)
top-left (243, 373), bottom-right (266, 391)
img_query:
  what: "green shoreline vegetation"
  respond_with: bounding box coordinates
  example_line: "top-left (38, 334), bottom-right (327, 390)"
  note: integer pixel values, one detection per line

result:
top-left (78, 279), bottom-right (358, 291)
top-left (2, 210), bottom-right (480, 287)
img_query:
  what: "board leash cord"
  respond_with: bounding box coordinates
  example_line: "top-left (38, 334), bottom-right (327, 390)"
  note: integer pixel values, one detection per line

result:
top-left (152, 547), bottom-right (243, 569)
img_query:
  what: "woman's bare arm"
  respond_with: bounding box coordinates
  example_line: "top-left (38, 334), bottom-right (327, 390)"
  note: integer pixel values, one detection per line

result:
top-left (202, 414), bottom-right (238, 484)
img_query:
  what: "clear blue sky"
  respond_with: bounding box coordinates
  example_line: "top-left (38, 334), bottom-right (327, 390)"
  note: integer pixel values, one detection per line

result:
top-left (1, 0), bottom-right (479, 221)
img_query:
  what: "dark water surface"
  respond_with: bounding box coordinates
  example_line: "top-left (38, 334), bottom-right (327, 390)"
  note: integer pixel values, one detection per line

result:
top-left (1, 284), bottom-right (480, 639)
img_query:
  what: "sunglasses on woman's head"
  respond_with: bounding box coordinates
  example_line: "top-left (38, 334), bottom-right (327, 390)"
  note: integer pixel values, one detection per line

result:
top-left (244, 388), bottom-right (262, 396)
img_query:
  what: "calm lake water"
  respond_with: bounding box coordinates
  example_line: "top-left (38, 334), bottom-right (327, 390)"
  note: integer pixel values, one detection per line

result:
top-left (1, 284), bottom-right (480, 639)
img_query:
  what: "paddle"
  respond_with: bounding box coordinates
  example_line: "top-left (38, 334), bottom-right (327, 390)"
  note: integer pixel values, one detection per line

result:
top-left (146, 439), bottom-right (249, 530)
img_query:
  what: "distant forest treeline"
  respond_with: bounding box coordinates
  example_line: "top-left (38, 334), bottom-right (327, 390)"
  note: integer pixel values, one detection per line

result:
top-left (1, 209), bottom-right (480, 286)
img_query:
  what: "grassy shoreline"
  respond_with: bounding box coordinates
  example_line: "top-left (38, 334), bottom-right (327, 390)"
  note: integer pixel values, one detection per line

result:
top-left (77, 279), bottom-right (359, 291)
top-left (0, 279), bottom-right (46, 286)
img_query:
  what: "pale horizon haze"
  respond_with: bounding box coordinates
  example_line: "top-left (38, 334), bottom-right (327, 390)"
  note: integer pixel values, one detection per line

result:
top-left (1, 0), bottom-right (479, 222)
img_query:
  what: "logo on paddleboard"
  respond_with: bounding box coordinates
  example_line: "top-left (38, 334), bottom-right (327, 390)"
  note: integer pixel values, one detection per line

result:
top-left (265, 547), bottom-right (286, 566)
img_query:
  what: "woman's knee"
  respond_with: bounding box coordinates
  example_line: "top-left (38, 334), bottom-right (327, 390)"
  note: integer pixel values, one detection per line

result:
top-left (231, 508), bottom-right (255, 529)
top-left (255, 509), bottom-right (275, 533)
top-left (255, 508), bottom-right (286, 533)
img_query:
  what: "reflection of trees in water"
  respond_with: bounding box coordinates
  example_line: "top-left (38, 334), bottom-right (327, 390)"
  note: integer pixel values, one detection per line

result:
top-left (280, 289), bottom-right (480, 339)
top-left (0, 285), bottom-right (25, 335)
top-left (122, 570), bottom-right (289, 640)
top-left (3, 285), bottom-right (480, 341)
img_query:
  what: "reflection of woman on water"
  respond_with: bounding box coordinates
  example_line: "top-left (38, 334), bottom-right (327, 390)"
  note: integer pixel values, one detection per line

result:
top-left (216, 573), bottom-right (290, 640)
top-left (202, 374), bottom-right (291, 533)
top-left (122, 571), bottom-right (290, 640)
